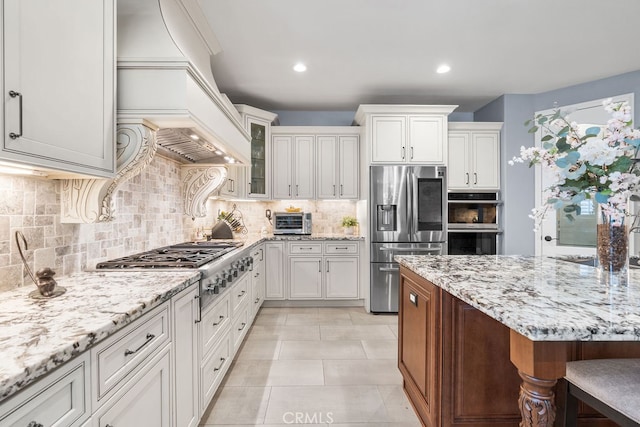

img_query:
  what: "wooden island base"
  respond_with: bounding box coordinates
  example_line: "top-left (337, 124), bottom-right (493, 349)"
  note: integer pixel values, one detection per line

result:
top-left (398, 266), bottom-right (640, 427)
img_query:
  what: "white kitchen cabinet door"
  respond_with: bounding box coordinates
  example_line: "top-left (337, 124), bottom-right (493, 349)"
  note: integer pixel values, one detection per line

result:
top-left (172, 285), bottom-right (199, 427)
top-left (251, 244), bottom-right (265, 318)
top-left (272, 136), bottom-right (294, 199)
top-left (338, 135), bottom-right (359, 199)
top-left (2, 0), bottom-right (115, 177)
top-left (408, 115), bottom-right (445, 164)
top-left (264, 242), bottom-right (286, 299)
top-left (471, 132), bottom-right (500, 189)
top-left (447, 132), bottom-right (471, 189)
top-left (293, 135), bottom-right (315, 199)
top-left (219, 165), bottom-right (237, 197)
top-left (247, 116), bottom-right (271, 199)
top-left (325, 257), bottom-right (359, 299)
top-left (317, 135), bottom-right (338, 199)
top-left (289, 257), bottom-right (323, 299)
top-left (371, 115), bottom-right (406, 163)
top-left (93, 346), bottom-right (172, 427)
top-left (0, 353), bottom-right (90, 427)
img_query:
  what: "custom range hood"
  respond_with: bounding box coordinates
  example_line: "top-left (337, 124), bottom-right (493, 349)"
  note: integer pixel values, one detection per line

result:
top-left (117, 0), bottom-right (250, 165)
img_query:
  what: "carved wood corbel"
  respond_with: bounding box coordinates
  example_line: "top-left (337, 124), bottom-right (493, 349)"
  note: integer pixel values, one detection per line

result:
top-left (181, 164), bottom-right (227, 219)
top-left (60, 120), bottom-right (158, 223)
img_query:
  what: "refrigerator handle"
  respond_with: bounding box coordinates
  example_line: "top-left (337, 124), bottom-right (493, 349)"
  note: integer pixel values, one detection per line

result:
top-left (411, 171), bottom-right (419, 237)
top-left (406, 170), bottom-right (413, 236)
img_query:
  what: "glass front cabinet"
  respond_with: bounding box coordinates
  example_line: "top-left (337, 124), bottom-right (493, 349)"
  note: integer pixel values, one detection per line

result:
top-left (236, 105), bottom-right (278, 199)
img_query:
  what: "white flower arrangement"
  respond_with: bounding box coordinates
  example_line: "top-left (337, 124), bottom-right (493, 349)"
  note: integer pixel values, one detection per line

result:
top-left (509, 99), bottom-right (640, 226)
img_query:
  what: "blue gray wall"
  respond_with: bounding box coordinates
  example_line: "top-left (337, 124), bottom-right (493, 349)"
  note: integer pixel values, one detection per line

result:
top-left (475, 69), bottom-right (640, 255)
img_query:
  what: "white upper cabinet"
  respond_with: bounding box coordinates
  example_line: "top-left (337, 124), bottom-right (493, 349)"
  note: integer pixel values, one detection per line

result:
top-left (271, 134), bottom-right (315, 199)
top-left (317, 132), bottom-right (359, 199)
top-left (236, 105), bottom-right (277, 199)
top-left (1, 0), bottom-right (115, 178)
top-left (447, 122), bottom-right (502, 190)
top-left (355, 105), bottom-right (457, 165)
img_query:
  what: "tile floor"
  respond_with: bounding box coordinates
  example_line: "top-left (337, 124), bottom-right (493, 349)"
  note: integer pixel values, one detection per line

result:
top-left (199, 306), bottom-right (421, 426)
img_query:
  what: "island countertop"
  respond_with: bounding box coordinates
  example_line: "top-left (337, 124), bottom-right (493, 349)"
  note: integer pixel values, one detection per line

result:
top-left (395, 255), bottom-right (640, 342)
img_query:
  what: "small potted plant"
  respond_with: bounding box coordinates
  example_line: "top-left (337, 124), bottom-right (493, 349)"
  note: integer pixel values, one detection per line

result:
top-left (341, 216), bottom-right (358, 235)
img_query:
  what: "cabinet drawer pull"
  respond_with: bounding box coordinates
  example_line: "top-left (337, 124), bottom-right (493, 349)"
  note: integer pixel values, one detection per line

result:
top-left (27, 422), bottom-right (43, 427)
top-left (288, 184), bottom-right (291, 197)
top-left (238, 290), bottom-right (246, 298)
top-left (409, 292), bottom-right (418, 307)
top-left (401, 146), bottom-right (405, 160)
top-left (254, 297), bottom-right (260, 304)
top-left (299, 247), bottom-right (313, 250)
top-left (333, 184), bottom-right (336, 196)
top-left (334, 246), bottom-right (348, 250)
top-left (124, 333), bottom-right (155, 356)
top-left (411, 146), bottom-right (414, 160)
top-left (474, 172), bottom-right (478, 184)
top-left (213, 357), bottom-right (226, 372)
top-left (465, 172), bottom-right (469, 184)
top-left (213, 315), bottom-right (224, 326)
top-left (327, 260), bottom-right (330, 272)
top-left (8, 91), bottom-right (23, 139)
top-left (340, 184), bottom-right (344, 196)
top-left (296, 184), bottom-right (299, 197)
top-left (238, 322), bottom-right (247, 331)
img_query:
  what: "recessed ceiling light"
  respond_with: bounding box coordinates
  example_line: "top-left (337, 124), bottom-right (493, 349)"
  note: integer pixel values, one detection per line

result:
top-left (215, 150), bottom-right (223, 155)
top-left (436, 64), bottom-right (451, 74)
top-left (293, 63), bottom-right (307, 73)
top-left (189, 133), bottom-right (199, 140)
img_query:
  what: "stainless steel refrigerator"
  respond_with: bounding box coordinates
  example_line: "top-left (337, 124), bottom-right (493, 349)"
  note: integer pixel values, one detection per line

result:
top-left (370, 165), bottom-right (447, 313)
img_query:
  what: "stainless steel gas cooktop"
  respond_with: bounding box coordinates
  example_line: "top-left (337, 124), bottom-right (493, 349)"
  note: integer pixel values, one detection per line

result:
top-left (96, 241), bottom-right (243, 269)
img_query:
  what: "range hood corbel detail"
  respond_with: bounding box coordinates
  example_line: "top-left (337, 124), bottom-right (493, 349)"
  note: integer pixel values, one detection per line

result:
top-left (60, 121), bottom-right (158, 223)
top-left (181, 164), bottom-right (227, 219)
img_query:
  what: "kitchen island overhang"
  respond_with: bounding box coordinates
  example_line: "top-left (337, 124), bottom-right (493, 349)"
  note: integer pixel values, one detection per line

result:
top-left (395, 255), bottom-right (640, 427)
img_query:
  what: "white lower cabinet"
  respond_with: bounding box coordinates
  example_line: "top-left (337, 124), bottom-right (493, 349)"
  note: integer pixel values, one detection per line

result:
top-left (251, 244), bottom-right (265, 317)
top-left (91, 345), bottom-right (172, 427)
top-left (0, 352), bottom-right (90, 427)
top-left (264, 241), bottom-right (286, 299)
top-left (325, 257), bottom-right (359, 298)
top-left (231, 301), bottom-right (251, 352)
top-left (200, 333), bottom-right (232, 413)
top-left (172, 285), bottom-right (200, 427)
top-left (280, 240), bottom-right (360, 301)
top-left (289, 257), bottom-right (323, 299)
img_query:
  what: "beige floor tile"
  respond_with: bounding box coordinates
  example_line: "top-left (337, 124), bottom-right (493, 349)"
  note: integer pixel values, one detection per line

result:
top-left (200, 386), bottom-right (270, 425)
top-left (329, 423), bottom-right (421, 427)
top-left (235, 339), bottom-right (282, 360)
top-left (254, 312), bottom-right (288, 326)
top-left (247, 324), bottom-right (321, 340)
top-left (350, 311), bottom-right (399, 325)
top-left (361, 339), bottom-right (398, 360)
top-left (279, 340), bottom-right (367, 360)
top-left (260, 307), bottom-right (320, 315)
top-left (323, 359), bottom-right (402, 385)
top-left (263, 385), bottom-right (390, 424)
top-left (377, 385), bottom-right (422, 423)
top-left (320, 324), bottom-right (396, 340)
top-left (388, 324), bottom-right (398, 338)
top-left (225, 359), bottom-right (325, 386)
top-left (285, 312), bottom-right (353, 326)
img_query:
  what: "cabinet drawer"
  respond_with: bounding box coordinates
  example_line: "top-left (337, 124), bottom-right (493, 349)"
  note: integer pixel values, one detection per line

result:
top-left (201, 333), bottom-right (232, 408)
top-left (93, 303), bottom-right (170, 403)
top-left (0, 353), bottom-right (90, 427)
top-left (231, 274), bottom-right (250, 315)
top-left (232, 301), bottom-right (251, 353)
top-left (289, 242), bottom-right (322, 254)
top-left (324, 242), bottom-right (359, 254)
top-left (201, 294), bottom-right (231, 358)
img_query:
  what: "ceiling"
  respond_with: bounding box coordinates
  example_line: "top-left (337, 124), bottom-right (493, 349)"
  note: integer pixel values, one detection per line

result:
top-left (200, 0), bottom-right (640, 113)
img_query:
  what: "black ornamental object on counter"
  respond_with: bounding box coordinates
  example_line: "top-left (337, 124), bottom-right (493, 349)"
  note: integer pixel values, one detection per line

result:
top-left (15, 231), bottom-right (66, 298)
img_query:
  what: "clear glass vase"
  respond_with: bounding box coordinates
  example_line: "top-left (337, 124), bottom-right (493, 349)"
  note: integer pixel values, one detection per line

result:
top-left (596, 204), bottom-right (629, 286)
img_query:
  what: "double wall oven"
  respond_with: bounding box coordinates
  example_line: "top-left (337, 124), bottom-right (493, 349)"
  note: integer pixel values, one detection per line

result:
top-left (447, 192), bottom-right (501, 255)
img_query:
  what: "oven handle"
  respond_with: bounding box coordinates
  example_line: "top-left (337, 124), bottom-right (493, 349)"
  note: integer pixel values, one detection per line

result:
top-left (194, 294), bottom-right (201, 324)
top-left (379, 267), bottom-right (400, 272)
top-left (379, 246), bottom-right (443, 251)
top-left (447, 229), bottom-right (503, 234)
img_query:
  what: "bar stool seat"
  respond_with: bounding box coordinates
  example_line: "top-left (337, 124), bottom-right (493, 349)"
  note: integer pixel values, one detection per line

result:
top-left (563, 358), bottom-right (640, 427)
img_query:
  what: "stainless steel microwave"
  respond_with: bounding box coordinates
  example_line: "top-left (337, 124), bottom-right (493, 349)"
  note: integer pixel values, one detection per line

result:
top-left (273, 212), bottom-right (312, 235)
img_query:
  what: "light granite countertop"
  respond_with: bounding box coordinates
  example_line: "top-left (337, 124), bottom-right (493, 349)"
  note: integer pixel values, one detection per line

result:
top-left (0, 270), bottom-right (201, 402)
top-left (395, 255), bottom-right (640, 342)
top-left (0, 234), bottom-right (363, 402)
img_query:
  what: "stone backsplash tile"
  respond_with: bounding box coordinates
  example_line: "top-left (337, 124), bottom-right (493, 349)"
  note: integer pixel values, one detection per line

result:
top-left (0, 155), bottom-right (196, 291)
top-left (0, 154), bottom-right (360, 291)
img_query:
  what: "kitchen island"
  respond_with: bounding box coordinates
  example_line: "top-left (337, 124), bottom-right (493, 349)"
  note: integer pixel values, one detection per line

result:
top-left (395, 255), bottom-right (640, 427)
